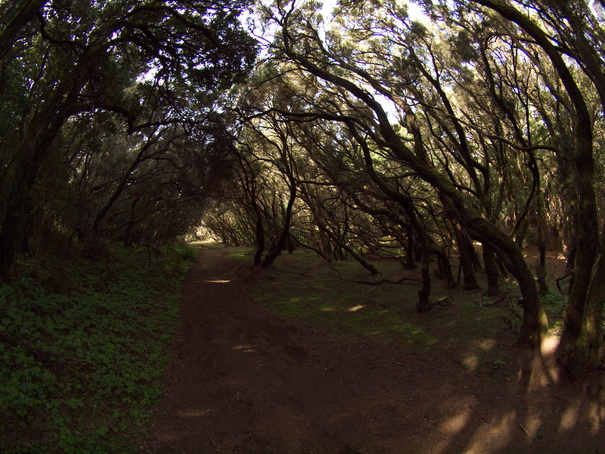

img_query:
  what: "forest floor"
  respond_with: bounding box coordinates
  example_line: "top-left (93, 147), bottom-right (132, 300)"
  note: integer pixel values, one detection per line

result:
top-left (147, 246), bottom-right (605, 454)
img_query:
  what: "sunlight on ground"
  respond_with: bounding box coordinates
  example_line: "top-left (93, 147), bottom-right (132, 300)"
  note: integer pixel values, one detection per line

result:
top-left (189, 279), bottom-right (232, 284)
top-left (591, 405), bottom-right (605, 435)
top-left (232, 344), bottom-right (257, 353)
top-left (464, 411), bottom-right (518, 453)
top-left (462, 339), bottom-right (496, 372)
top-left (462, 355), bottom-right (479, 372)
top-left (557, 389), bottom-right (605, 435)
top-left (522, 409), bottom-right (543, 438)
top-left (433, 408), bottom-right (530, 453)
top-left (439, 412), bottom-right (470, 435)
top-left (510, 335), bottom-right (562, 389)
top-left (559, 403), bottom-right (580, 432)
top-left (540, 335), bottom-right (559, 355)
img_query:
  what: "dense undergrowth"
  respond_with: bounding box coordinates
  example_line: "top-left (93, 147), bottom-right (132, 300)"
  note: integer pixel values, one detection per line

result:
top-left (0, 241), bottom-right (198, 453)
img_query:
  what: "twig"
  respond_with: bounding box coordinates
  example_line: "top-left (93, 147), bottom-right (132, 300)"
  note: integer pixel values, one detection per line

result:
top-left (355, 276), bottom-right (421, 285)
top-left (507, 301), bottom-right (523, 320)
top-left (556, 271), bottom-right (573, 294)
top-left (326, 265), bottom-right (419, 285)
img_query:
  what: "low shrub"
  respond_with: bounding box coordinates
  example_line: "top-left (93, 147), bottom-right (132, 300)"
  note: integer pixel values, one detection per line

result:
top-left (0, 241), bottom-right (198, 453)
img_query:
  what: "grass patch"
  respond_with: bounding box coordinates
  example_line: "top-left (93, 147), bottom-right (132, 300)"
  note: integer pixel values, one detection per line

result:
top-left (226, 247), bottom-right (531, 369)
top-left (222, 245), bottom-right (257, 267)
top-left (0, 241), bottom-right (198, 453)
top-left (231, 249), bottom-right (443, 350)
top-left (540, 288), bottom-right (566, 322)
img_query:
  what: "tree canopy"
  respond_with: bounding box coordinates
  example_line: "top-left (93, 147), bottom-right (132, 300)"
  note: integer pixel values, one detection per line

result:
top-left (2, 0), bottom-right (605, 380)
top-left (0, 0), bottom-right (257, 278)
top-left (204, 0), bottom-right (605, 378)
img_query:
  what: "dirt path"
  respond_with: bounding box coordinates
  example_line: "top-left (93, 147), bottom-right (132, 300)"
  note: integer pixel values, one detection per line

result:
top-left (149, 247), bottom-right (604, 453)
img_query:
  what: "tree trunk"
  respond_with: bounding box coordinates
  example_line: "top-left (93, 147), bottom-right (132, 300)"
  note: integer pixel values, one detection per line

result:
top-left (0, 0), bottom-right (48, 56)
top-left (558, 219), bottom-right (604, 378)
top-left (253, 216), bottom-right (264, 266)
top-left (565, 248), bottom-right (605, 380)
top-left (466, 217), bottom-right (547, 348)
top-left (403, 224), bottom-right (416, 269)
top-left (261, 176), bottom-right (297, 267)
top-left (556, 163), bottom-right (599, 374)
top-left (454, 222), bottom-right (480, 290)
top-left (91, 138), bottom-right (157, 234)
top-left (0, 210), bottom-right (18, 282)
top-left (535, 211), bottom-right (549, 296)
top-left (469, 240), bottom-right (483, 272)
top-left (435, 249), bottom-right (456, 289)
top-left (0, 108), bottom-right (67, 281)
top-left (472, 0), bottom-right (598, 370)
top-left (537, 244), bottom-right (548, 296)
top-left (281, 32), bottom-right (547, 348)
top-left (483, 244), bottom-right (501, 296)
top-left (417, 249), bottom-right (431, 313)
top-left (317, 222), bottom-right (379, 275)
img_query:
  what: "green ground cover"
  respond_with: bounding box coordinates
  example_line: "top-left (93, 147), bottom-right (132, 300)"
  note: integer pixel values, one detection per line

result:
top-left (226, 247), bottom-right (567, 372)
top-left (0, 242), bottom-right (198, 453)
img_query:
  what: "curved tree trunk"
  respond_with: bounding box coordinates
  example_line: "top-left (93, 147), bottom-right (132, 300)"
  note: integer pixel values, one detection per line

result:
top-left (281, 25), bottom-right (548, 348)
top-left (261, 176), bottom-right (297, 267)
top-left (472, 0), bottom-right (600, 372)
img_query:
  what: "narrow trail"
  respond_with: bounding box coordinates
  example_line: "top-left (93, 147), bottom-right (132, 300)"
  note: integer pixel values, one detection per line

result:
top-left (149, 247), bottom-right (604, 454)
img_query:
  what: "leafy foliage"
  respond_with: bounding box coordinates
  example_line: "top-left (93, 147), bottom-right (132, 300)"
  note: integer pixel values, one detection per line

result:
top-left (0, 241), bottom-right (198, 453)
top-left (0, 0), bottom-right (258, 281)
top-left (207, 0), bottom-right (605, 372)
top-left (540, 288), bottom-right (567, 329)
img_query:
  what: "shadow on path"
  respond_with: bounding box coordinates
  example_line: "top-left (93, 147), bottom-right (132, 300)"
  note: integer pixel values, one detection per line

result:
top-left (149, 247), bottom-right (605, 453)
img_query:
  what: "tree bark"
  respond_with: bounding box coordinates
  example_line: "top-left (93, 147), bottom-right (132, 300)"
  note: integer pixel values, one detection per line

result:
top-left (483, 244), bottom-right (501, 296)
top-left (0, 0), bottom-right (47, 57)
top-left (453, 222), bottom-right (480, 290)
top-left (436, 251), bottom-right (457, 289)
top-left (417, 244), bottom-right (432, 313)
top-left (0, 97), bottom-right (71, 281)
top-left (261, 175), bottom-right (297, 267)
top-left (404, 224), bottom-right (416, 269)
top-left (280, 17), bottom-right (548, 348)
